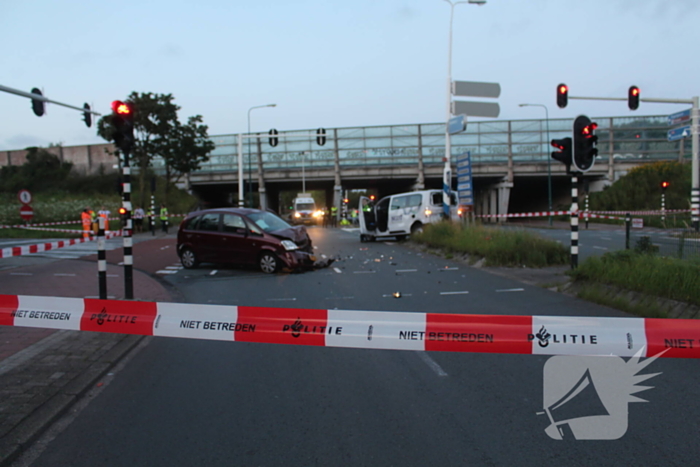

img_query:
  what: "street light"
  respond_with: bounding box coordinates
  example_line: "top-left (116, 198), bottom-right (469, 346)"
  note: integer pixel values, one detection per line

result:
top-left (247, 103), bottom-right (277, 207)
top-left (519, 103), bottom-right (552, 225)
top-left (443, 0), bottom-right (486, 210)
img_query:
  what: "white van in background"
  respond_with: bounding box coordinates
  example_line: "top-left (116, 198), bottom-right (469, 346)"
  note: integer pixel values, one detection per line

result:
top-left (358, 190), bottom-right (458, 242)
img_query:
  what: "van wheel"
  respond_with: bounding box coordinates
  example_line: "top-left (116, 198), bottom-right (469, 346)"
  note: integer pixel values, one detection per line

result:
top-left (180, 248), bottom-right (199, 269)
top-left (410, 223), bottom-right (424, 235)
top-left (259, 252), bottom-right (279, 274)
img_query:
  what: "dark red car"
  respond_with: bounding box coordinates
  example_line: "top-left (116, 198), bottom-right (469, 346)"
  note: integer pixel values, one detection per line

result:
top-left (176, 208), bottom-right (315, 273)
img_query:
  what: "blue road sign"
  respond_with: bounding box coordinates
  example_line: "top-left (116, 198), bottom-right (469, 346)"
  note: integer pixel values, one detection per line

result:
top-left (448, 115), bottom-right (467, 134)
top-left (668, 109), bottom-right (691, 127)
top-left (456, 152), bottom-right (473, 206)
top-left (668, 125), bottom-right (691, 142)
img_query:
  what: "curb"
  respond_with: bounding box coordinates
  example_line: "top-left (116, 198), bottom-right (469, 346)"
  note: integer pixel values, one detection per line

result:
top-left (0, 334), bottom-right (144, 467)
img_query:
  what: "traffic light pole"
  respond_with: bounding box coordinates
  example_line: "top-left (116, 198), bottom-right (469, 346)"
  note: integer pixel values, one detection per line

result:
top-left (568, 94), bottom-right (699, 231)
top-left (570, 174), bottom-right (579, 270)
top-left (121, 150), bottom-right (134, 300)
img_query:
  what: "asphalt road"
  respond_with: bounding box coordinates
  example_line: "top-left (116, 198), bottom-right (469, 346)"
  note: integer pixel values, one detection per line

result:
top-left (16, 227), bottom-right (700, 466)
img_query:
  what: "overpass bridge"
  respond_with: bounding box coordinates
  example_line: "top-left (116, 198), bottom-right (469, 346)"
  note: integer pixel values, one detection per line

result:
top-left (183, 114), bottom-right (688, 216)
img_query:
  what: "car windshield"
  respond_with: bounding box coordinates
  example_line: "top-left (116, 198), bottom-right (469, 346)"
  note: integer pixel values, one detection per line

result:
top-left (247, 211), bottom-right (292, 233)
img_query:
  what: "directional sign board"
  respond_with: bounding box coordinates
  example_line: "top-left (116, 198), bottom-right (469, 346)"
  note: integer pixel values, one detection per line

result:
top-left (456, 152), bottom-right (474, 206)
top-left (668, 125), bottom-right (691, 142)
top-left (668, 109), bottom-right (691, 127)
top-left (452, 101), bottom-right (500, 119)
top-left (453, 81), bottom-right (501, 99)
top-left (448, 115), bottom-right (467, 134)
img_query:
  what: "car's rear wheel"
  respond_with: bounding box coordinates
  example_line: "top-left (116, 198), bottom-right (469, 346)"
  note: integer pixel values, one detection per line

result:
top-left (259, 252), bottom-right (279, 274)
top-left (180, 248), bottom-right (199, 269)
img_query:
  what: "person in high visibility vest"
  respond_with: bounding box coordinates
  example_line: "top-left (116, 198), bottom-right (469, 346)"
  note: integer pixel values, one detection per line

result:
top-left (89, 209), bottom-right (98, 234)
top-left (81, 208), bottom-right (92, 239)
top-left (98, 206), bottom-right (111, 232)
top-left (160, 204), bottom-right (169, 233)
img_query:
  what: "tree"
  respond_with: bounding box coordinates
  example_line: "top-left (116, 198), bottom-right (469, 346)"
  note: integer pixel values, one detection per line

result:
top-left (158, 115), bottom-right (215, 204)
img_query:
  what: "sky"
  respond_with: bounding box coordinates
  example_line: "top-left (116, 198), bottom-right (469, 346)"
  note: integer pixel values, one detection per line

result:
top-left (1, 0), bottom-right (698, 151)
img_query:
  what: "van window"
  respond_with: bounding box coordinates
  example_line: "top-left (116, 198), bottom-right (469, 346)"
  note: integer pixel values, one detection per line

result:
top-left (222, 214), bottom-right (246, 234)
top-left (197, 213), bottom-right (220, 232)
top-left (391, 194), bottom-right (421, 210)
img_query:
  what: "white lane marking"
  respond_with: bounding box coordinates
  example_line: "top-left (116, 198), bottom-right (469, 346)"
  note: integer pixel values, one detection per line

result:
top-left (417, 352), bottom-right (448, 377)
top-left (156, 270), bottom-right (178, 275)
top-left (267, 298), bottom-right (297, 302)
top-left (593, 246), bottom-right (609, 250)
top-left (333, 267), bottom-right (342, 274)
top-left (10, 272), bottom-right (33, 276)
top-left (396, 269), bottom-right (417, 273)
top-left (210, 270), bottom-right (218, 276)
top-left (53, 273), bottom-right (76, 277)
top-left (353, 271), bottom-right (376, 274)
top-left (496, 288), bottom-right (525, 292)
top-left (440, 291), bottom-right (470, 295)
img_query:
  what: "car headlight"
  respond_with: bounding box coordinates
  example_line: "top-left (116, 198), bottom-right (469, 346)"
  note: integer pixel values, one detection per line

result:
top-left (281, 240), bottom-right (298, 251)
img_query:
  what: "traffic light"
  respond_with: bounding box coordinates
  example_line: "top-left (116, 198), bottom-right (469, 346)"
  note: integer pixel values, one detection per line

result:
top-left (551, 137), bottom-right (572, 171)
top-left (628, 86), bottom-right (640, 111)
top-left (316, 128), bottom-right (327, 146)
top-left (110, 100), bottom-right (134, 153)
top-left (82, 103), bottom-right (92, 128)
top-left (556, 84), bottom-right (568, 109)
top-left (661, 181), bottom-right (670, 192)
top-left (30, 87), bottom-right (45, 116)
top-left (572, 115), bottom-right (598, 172)
top-left (269, 128), bottom-right (279, 147)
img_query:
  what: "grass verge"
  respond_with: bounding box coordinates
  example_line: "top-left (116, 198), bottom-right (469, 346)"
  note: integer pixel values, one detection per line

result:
top-left (411, 222), bottom-right (568, 268)
top-left (575, 283), bottom-right (669, 318)
top-left (570, 250), bottom-right (700, 307)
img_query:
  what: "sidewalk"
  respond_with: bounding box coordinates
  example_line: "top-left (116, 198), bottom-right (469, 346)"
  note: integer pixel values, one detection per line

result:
top-left (0, 234), bottom-right (178, 466)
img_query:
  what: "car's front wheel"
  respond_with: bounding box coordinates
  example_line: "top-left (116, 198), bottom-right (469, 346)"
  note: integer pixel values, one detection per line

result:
top-left (180, 248), bottom-right (199, 269)
top-left (259, 252), bottom-right (279, 274)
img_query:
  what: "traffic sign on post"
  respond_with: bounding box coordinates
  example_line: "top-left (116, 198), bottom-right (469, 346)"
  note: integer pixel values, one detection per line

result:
top-left (448, 115), bottom-right (467, 134)
top-left (452, 101), bottom-right (500, 118)
top-left (668, 109), bottom-right (691, 127)
top-left (452, 81), bottom-right (501, 98)
top-left (17, 189), bottom-right (32, 205)
top-left (667, 125), bottom-right (692, 142)
top-left (19, 205), bottom-right (34, 221)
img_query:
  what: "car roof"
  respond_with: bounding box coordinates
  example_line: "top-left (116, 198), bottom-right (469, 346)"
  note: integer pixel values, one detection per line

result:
top-left (185, 207), bottom-right (266, 218)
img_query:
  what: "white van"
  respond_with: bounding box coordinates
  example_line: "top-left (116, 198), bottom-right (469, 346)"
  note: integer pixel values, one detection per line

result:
top-left (358, 190), bottom-right (458, 242)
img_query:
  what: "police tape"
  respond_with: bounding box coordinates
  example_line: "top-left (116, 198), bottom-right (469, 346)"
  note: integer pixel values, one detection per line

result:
top-left (0, 231), bottom-right (122, 259)
top-left (0, 294), bottom-right (696, 359)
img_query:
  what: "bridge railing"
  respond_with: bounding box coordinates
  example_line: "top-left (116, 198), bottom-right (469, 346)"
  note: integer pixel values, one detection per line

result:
top-left (182, 115), bottom-right (687, 175)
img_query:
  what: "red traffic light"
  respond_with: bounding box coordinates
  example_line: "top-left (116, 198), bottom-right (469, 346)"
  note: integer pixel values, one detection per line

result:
top-left (628, 86), bottom-right (640, 111)
top-left (556, 83), bottom-right (568, 108)
top-left (111, 100), bottom-right (132, 115)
